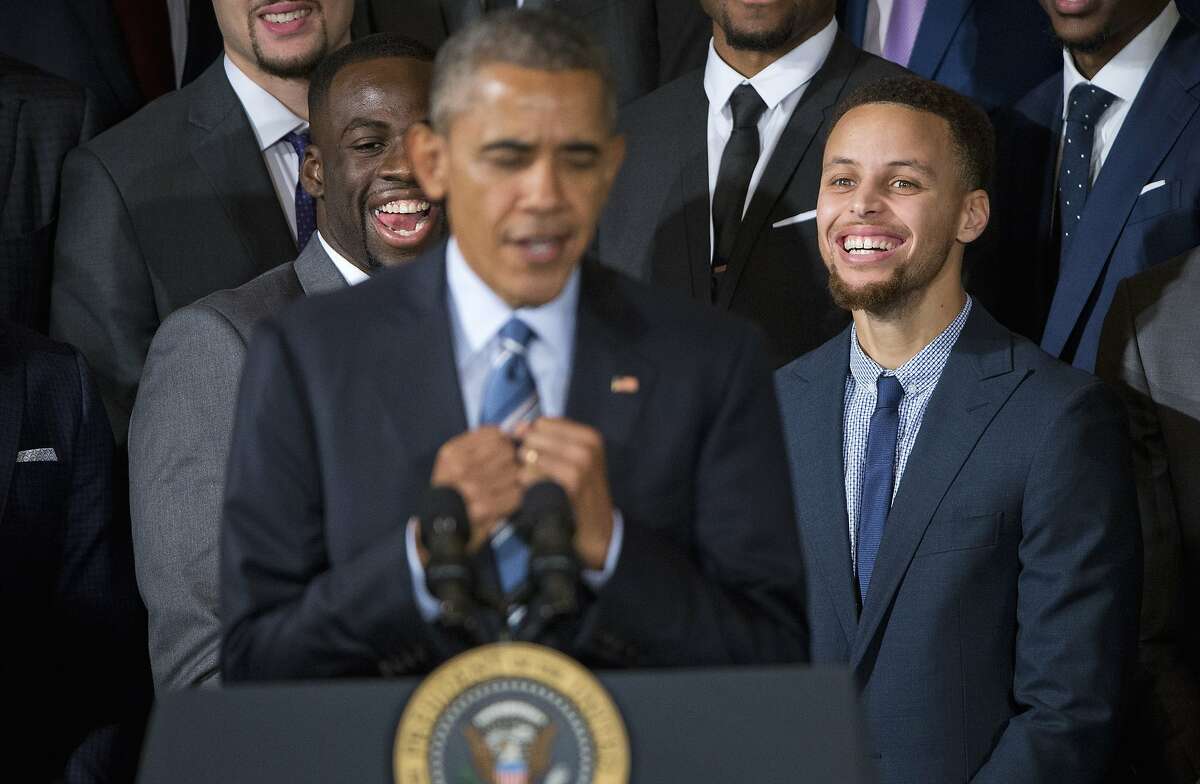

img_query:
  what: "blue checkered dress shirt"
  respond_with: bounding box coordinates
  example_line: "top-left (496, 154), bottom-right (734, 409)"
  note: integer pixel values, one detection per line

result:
top-left (842, 297), bottom-right (972, 567)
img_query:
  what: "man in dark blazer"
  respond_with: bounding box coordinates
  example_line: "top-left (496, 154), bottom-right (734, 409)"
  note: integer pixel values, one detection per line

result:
top-left (837, 0), bottom-right (1060, 110)
top-left (776, 75), bottom-right (1139, 782)
top-left (359, 0), bottom-right (711, 107)
top-left (220, 10), bottom-right (807, 680)
top-left (1097, 246), bottom-right (1200, 784)
top-left (0, 321), bottom-right (150, 782)
top-left (973, 0), bottom-right (1200, 373)
top-left (51, 0), bottom-right (355, 443)
top-left (0, 57), bottom-right (97, 333)
top-left (597, 0), bottom-right (904, 368)
top-left (130, 33), bottom-right (443, 692)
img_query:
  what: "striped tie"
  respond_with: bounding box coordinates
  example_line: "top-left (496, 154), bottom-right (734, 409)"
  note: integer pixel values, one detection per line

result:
top-left (481, 317), bottom-right (540, 596)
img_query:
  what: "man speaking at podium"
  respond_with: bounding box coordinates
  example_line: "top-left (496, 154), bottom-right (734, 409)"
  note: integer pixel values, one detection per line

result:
top-left (220, 8), bottom-right (807, 680)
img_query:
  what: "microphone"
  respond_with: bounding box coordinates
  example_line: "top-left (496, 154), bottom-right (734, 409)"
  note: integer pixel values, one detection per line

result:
top-left (515, 481), bottom-right (580, 637)
top-left (419, 486), bottom-right (489, 643)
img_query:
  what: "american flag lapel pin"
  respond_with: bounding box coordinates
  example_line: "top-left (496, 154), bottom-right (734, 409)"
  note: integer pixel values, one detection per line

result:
top-left (610, 375), bottom-right (639, 394)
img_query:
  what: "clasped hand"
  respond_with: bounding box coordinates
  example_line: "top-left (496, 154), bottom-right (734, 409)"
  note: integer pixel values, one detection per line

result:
top-left (426, 418), bottom-right (614, 571)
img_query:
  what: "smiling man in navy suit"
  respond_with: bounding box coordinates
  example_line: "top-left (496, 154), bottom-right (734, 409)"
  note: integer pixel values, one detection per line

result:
top-left (973, 0), bottom-right (1200, 373)
top-left (776, 75), bottom-right (1140, 782)
top-left (220, 9), bottom-right (807, 680)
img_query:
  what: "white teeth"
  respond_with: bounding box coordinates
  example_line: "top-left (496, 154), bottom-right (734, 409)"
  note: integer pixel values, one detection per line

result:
top-left (263, 8), bottom-right (311, 23)
top-left (375, 200), bottom-right (430, 215)
top-left (842, 235), bottom-right (897, 252)
top-left (393, 217), bottom-right (429, 237)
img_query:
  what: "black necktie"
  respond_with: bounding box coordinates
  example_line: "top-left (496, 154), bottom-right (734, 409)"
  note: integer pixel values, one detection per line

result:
top-left (1058, 83), bottom-right (1116, 253)
top-left (711, 84), bottom-right (767, 300)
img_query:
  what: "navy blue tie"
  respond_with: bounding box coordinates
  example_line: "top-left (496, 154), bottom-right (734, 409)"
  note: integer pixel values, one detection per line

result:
top-left (856, 374), bottom-right (904, 603)
top-left (1058, 83), bottom-right (1115, 252)
top-left (480, 318), bottom-right (541, 595)
top-left (283, 129), bottom-right (316, 250)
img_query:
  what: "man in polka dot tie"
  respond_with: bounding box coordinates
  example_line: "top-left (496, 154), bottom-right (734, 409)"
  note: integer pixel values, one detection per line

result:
top-left (974, 0), bottom-right (1200, 374)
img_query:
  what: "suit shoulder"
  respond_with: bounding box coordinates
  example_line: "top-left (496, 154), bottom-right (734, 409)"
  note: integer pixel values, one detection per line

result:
top-left (617, 68), bottom-right (703, 137)
top-left (1006, 329), bottom-right (1112, 406)
top-left (0, 59), bottom-right (88, 108)
top-left (842, 47), bottom-right (909, 84)
top-left (195, 262), bottom-right (304, 333)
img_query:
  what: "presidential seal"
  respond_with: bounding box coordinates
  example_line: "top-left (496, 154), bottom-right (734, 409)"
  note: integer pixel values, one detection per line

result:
top-left (394, 643), bottom-right (630, 784)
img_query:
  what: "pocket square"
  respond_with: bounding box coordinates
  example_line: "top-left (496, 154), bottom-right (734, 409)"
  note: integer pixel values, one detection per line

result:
top-left (16, 447), bottom-right (57, 463)
top-left (1140, 179), bottom-right (1166, 195)
top-left (772, 209), bottom-right (817, 229)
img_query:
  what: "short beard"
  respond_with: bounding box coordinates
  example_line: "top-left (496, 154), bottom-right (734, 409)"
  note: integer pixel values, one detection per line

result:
top-left (248, 11), bottom-right (328, 79)
top-left (1057, 27), bottom-right (1113, 54)
top-left (826, 249), bottom-right (947, 320)
top-left (718, 9), bottom-right (801, 52)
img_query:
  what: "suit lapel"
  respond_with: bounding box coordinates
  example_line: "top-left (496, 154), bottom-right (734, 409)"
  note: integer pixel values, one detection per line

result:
top-left (293, 239), bottom-right (348, 297)
top-left (565, 264), bottom-right (652, 453)
top-left (850, 308), bottom-right (1027, 670)
top-left (680, 86), bottom-right (715, 300)
top-left (717, 36), bottom-right (860, 309)
top-left (779, 335), bottom-right (859, 647)
top-left (187, 62), bottom-right (297, 277)
top-left (1042, 21), bottom-right (1200, 357)
top-left (906, 0), bottom-right (973, 79)
top-left (0, 327), bottom-right (24, 521)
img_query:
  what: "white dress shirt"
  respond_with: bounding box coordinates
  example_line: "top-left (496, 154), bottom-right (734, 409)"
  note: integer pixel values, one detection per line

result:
top-left (406, 238), bottom-right (624, 621)
top-left (1059, 1), bottom-right (1179, 185)
top-left (316, 232), bottom-right (370, 286)
top-left (223, 55), bottom-right (307, 241)
top-left (703, 18), bottom-right (838, 257)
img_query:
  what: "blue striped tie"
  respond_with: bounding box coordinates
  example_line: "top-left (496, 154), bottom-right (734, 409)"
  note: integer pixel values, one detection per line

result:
top-left (481, 318), bottom-right (540, 595)
top-left (856, 374), bottom-right (904, 603)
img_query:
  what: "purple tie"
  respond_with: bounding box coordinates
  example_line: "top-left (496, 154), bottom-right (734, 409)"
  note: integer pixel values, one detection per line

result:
top-left (283, 129), bottom-right (316, 250)
top-left (883, 0), bottom-right (928, 67)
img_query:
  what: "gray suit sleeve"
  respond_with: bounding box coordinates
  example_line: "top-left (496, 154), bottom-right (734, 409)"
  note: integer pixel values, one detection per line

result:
top-left (51, 145), bottom-right (158, 445)
top-left (1097, 281), bottom-right (1200, 782)
top-left (130, 303), bottom-right (247, 691)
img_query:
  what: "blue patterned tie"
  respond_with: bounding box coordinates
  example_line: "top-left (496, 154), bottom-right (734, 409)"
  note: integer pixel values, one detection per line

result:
top-left (480, 318), bottom-right (541, 595)
top-left (856, 374), bottom-right (904, 603)
top-left (283, 129), bottom-right (316, 250)
top-left (1058, 83), bottom-right (1115, 252)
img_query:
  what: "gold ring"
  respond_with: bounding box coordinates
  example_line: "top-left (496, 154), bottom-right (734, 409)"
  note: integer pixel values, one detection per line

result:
top-left (522, 447), bottom-right (539, 466)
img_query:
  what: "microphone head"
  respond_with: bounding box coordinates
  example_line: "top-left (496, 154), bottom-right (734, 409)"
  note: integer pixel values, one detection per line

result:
top-left (521, 480), bottom-right (571, 516)
top-left (420, 485), bottom-right (470, 549)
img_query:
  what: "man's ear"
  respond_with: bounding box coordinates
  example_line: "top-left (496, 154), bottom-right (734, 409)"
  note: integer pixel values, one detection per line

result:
top-left (301, 146), bottom-right (324, 199)
top-left (957, 189), bottom-right (990, 244)
top-left (406, 121), bottom-right (448, 201)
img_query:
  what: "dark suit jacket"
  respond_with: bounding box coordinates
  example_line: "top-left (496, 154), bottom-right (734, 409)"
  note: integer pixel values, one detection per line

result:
top-left (130, 238), bottom-right (344, 692)
top-left (597, 36), bottom-right (905, 368)
top-left (360, 0), bottom-right (711, 107)
top-left (51, 59), bottom-right (297, 444)
top-left (220, 244), bottom-right (807, 680)
top-left (0, 0), bottom-right (143, 130)
top-left (1097, 248), bottom-right (1200, 784)
top-left (0, 56), bottom-right (96, 333)
top-left (776, 305), bottom-right (1140, 783)
top-left (0, 321), bottom-right (150, 783)
top-left (838, 0), bottom-right (1060, 111)
top-left (973, 15), bottom-right (1200, 373)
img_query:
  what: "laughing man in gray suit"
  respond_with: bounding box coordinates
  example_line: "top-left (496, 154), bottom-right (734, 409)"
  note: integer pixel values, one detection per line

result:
top-left (129, 34), bottom-right (445, 691)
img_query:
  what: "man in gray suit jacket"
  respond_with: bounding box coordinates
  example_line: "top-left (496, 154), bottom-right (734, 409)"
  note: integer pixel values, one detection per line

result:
top-left (130, 33), bottom-right (444, 691)
top-left (1098, 247), bottom-right (1200, 784)
top-left (776, 75), bottom-right (1140, 782)
top-left (52, 0), bottom-right (355, 444)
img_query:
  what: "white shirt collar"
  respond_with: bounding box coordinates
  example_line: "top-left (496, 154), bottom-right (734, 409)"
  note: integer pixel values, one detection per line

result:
top-left (223, 55), bottom-right (307, 151)
top-left (704, 18), bottom-right (839, 114)
top-left (316, 231), bottom-right (369, 286)
top-left (444, 237), bottom-right (579, 366)
top-left (1061, 1), bottom-right (1179, 115)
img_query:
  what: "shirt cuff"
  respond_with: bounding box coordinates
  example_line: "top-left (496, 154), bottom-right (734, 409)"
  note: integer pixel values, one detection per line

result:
top-left (581, 508), bottom-right (624, 590)
top-left (405, 519), bottom-right (442, 622)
